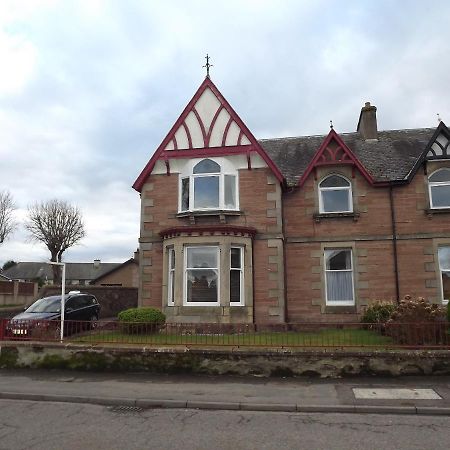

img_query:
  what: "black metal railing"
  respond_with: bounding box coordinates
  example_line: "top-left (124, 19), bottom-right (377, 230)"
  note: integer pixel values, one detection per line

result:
top-left (1, 318), bottom-right (450, 349)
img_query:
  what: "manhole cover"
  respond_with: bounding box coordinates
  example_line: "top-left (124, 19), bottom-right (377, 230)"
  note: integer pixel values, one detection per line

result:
top-left (352, 388), bottom-right (442, 400)
top-left (109, 405), bottom-right (144, 414)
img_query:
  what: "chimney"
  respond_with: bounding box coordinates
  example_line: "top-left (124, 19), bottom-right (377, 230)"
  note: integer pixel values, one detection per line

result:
top-left (93, 259), bottom-right (101, 269)
top-left (357, 102), bottom-right (378, 140)
top-left (133, 248), bottom-right (140, 263)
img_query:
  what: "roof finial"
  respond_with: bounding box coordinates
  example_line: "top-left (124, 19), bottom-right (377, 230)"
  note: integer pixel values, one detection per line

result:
top-left (437, 113), bottom-right (441, 123)
top-left (203, 54), bottom-right (213, 78)
top-left (330, 120), bottom-right (334, 129)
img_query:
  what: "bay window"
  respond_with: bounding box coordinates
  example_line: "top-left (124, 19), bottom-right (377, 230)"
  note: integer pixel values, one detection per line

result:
top-left (230, 247), bottom-right (244, 306)
top-left (324, 249), bottom-right (355, 305)
top-left (167, 248), bottom-right (175, 306)
top-left (180, 158), bottom-right (238, 212)
top-left (185, 246), bottom-right (219, 305)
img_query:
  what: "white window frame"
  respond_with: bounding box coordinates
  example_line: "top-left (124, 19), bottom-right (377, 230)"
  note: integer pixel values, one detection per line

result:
top-left (167, 247), bottom-right (175, 306)
top-left (230, 246), bottom-right (244, 306)
top-left (428, 168), bottom-right (450, 209)
top-left (438, 246), bottom-right (450, 305)
top-left (324, 248), bottom-right (355, 306)
top-left (179, 158), bottom-right (239, 213)
top-left (183, 245), bottom-right (220, 306)
top-left (319, 174), bottom-right (353, 214)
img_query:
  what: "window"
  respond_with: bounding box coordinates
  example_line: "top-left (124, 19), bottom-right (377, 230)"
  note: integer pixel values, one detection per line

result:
top-left (168, 248), bottom-right (175, 306)
top-left (319, 175), bottom-right (352, 213)
top-left (324, 249), bottom-right (354, 305)
top-left (230, 247), bottom-right (244, 305)
top-left (438, 247), bottom-right (450, 305)
top-left (180, 159), bottom-right (238, 212)
top-left (184, 246), bottom-right (219, 305)
top-left (429, 168), bottom-right (450, 209)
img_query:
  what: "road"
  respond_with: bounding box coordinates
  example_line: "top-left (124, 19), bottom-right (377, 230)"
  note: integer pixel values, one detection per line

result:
top-left (1, 399), bottom-right (450, 450)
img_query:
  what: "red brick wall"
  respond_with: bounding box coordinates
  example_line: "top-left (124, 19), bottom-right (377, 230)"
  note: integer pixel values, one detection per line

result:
top-left (138, 157), bottom-right (450, 323)
top-left (138, 166), bottom-right (284, 322)
top-left (283, 164), bottom-right (450, 321)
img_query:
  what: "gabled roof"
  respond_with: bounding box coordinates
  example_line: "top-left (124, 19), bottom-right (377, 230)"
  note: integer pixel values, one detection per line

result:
top-left (91, 258), bottom-right (138, 283)
top-left (3, 262), bottom-right (122, 281)
top-left (0, 273), bottom-right (11, 281)
top-left (260, 127), bottom-right (435, 187)
top-left (133, 77), bottom-right (284, 192)
top-left (423, 121), bottom-right (450, 161)
top-left (406, 121), bottom-right (450, 179)
top-left (296, 129), bottom-right (374, 187)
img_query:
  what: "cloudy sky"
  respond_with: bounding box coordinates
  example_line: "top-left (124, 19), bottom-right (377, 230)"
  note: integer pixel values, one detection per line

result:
top-left (1, 0), bottom-right (449, 266)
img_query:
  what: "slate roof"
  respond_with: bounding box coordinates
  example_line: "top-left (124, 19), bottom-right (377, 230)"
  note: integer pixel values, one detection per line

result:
top-left (3, 262), bottom-right (122, 282)
top-left (259, 128), bottom-right (435, 186)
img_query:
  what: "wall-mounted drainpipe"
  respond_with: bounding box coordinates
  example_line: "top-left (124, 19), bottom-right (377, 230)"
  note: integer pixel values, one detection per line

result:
top-left (251, 243), bottom-right (255, 325)
top-left (389, 186), bottom-right (400, 304)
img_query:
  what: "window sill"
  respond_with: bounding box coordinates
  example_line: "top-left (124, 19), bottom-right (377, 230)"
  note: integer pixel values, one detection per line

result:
top-left (324, 305), bottom-right (357, 314)
top-left (425, 208), bottom-right (450, 217)
top-left (177, 210), bottom-right (242, 224)
top-left (313, 212), bottom-right (360, 223)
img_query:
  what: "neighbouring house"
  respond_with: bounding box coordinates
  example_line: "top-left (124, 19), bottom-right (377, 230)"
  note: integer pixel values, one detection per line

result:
top-left (91, 253), bottom-right (139, 287)
top-left (133, 75), bottom-right (450, 324)
top-left (3, 256), bottom-right (138, 287)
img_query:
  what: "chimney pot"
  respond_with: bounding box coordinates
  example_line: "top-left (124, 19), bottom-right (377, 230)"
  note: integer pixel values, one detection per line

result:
top-left (93, 259), bottom-right (101, 268)
top-left (357, 101), bottom-right (378, 140)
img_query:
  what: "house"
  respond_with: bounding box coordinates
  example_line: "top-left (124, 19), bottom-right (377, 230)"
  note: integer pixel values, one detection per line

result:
top-left (3, 259), bottom-right (131, 286)
top-left (91, 254), bottom-right (139, 287)
top-left (133, 76), bottom-right (450, 324)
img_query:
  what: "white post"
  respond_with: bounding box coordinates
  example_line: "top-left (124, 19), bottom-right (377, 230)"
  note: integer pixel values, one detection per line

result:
top-left (48, 260), bottom-right (66, 343)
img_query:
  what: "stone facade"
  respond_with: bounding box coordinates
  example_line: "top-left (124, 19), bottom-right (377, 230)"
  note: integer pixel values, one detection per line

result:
top-left (138, 166), bottom-right (285, 324)
top-left (133, 76), bottom-right (450, 324)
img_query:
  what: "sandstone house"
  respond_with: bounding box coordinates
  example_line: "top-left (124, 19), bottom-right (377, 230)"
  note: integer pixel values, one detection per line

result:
top-left (133, 77), bottom-right (450, 324)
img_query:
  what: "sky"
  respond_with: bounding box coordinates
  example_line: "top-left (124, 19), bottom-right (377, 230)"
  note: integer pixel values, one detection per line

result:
top-left (1, 0), bottom-right (450, 266)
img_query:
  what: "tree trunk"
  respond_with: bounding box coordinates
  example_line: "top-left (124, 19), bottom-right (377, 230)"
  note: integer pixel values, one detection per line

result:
top-left (50, 252), bottom-right (62, 285)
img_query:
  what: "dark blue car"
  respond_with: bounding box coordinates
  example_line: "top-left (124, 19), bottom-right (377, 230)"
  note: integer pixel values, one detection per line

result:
top-left (7, 291), bottom-right (100, 338)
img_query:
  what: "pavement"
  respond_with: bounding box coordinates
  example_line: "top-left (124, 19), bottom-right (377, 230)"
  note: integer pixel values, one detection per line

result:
top-left (1, 370), bottom-right (450, 416)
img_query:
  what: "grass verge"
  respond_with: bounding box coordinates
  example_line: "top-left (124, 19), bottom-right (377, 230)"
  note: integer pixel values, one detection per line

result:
top-left (72, 328), bottom-right (393, 347)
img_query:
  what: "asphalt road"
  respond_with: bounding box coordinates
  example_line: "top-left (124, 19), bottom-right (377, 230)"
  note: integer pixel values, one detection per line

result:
top-left (1, 399), bottom-right (450, 450)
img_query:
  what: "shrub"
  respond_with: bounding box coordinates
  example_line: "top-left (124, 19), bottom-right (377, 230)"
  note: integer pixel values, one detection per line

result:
top-left (118, 307), bottom-right (166, 335)
top-left (385, 295), bottom-right (448, 345)
top-left (361, 301), bottom-right (396, 324)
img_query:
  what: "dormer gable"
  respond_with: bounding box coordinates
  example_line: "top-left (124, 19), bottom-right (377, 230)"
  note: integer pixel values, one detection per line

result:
top-left (298, 129), bottom-right (374, 187)
top-left (425, 121), bottom-right (450, 160)
top-left (133, 77), bottom-right (283, 192)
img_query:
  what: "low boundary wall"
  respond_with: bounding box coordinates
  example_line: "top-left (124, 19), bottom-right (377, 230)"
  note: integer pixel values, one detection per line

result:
top-left (0, 281), bottom-right (38, 306)
top-left (1, 342), bottom-right (449, 378)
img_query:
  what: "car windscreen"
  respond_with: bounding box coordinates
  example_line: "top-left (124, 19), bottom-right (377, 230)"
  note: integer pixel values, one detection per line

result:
top-left (26, 297), bottom-right (62, 313)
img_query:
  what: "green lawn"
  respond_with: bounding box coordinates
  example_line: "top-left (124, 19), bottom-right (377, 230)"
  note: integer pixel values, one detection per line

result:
top-left (72, 328), bottom-right (393, 348)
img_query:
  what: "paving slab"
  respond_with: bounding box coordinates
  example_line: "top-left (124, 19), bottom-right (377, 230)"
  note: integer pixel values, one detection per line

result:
top-left (352, 388), bottom-right (442, 400)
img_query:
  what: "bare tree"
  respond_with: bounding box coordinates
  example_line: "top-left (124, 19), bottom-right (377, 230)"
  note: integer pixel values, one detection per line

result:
top-left (0, 191), bottom-right (16, 244)
top-left (26, 199), bottom-right (86, 284)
